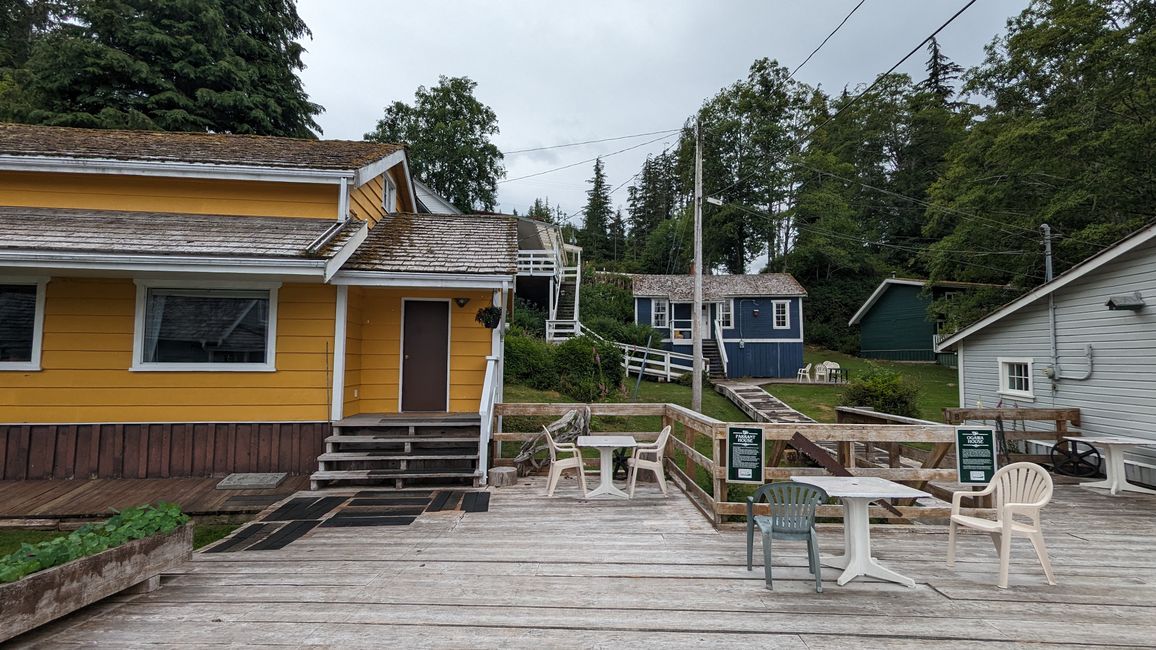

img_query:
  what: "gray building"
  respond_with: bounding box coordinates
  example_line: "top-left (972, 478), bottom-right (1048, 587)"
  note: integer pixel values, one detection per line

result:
top-left (937, 223), bottom-right (1156, 486)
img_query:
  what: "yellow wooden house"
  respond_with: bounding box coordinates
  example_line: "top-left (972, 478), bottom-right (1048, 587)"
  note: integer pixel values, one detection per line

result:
top-left (0, 123), bottom-right (516, 488)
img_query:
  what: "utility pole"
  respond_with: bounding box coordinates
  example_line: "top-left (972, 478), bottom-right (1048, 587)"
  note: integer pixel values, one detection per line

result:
top-left (692, 119), bottom-right (704, 413)
top-left (1041, 223), bottom-right (1053, 282)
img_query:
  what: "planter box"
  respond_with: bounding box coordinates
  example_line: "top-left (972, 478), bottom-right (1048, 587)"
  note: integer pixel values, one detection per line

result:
top-left (0, 523), bottom-right (193, 642)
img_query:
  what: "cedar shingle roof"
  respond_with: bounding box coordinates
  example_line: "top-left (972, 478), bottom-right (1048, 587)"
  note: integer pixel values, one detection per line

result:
top-left (0, 123), bottom-right (402, 171)
top-left (345, 212), bottom-right (517, 274)
top-left (629, 273), bottom-right (807, 300)
top-left (0, 207), bottom-right (359, 259)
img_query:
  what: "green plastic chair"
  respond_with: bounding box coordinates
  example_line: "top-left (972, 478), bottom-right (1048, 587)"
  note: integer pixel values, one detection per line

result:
top-left (746, 481), bottom-right (828, 592)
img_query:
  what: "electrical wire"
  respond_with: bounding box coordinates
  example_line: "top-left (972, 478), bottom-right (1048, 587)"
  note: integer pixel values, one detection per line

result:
top-left (498, 133), bottom-right (673, 184)
top-left (791, 0), bottom-right (868, 77)
top-left (501, 128), bottom-right (681, 155)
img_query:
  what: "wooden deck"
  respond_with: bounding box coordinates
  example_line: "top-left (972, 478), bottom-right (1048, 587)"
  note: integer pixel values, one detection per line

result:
top-left (11, 476), bottom-right (1156, 648)
top-left (0, 477), bottom-right (310, 523)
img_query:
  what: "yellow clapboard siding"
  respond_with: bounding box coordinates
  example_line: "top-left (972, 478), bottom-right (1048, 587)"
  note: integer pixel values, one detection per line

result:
top-left (349, 176), bottom-right (386, 226)
top-left (349, 287), bottom-right (494, 415)
top-left (0, 278), bottom-right (338, 423)
top-left (0, 171), bottom-right (339, 218)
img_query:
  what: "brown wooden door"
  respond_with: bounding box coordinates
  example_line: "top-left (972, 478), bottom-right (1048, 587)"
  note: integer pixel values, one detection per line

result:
top-left (401, 300), bottom-right (450, 411)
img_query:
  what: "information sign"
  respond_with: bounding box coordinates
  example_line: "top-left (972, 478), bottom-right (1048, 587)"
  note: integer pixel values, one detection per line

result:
top-left (727, 426), bottom-right (764, 484)
top-left (956, 427), bottom-right (998, 484)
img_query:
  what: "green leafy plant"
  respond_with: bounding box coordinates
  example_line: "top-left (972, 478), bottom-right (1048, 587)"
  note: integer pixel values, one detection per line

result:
top-left (0, 503), bottom-right (189, 584)
top-left (504, 330), bottom-right (558, 390)
top-left (553, 335), bottom-right (624, 402)
top-left (475, 305), bottom-right (503, 328)
top-left (509, 297), bottom-right (547, 338)
top-left (837, 365), bottom-right (921, 418)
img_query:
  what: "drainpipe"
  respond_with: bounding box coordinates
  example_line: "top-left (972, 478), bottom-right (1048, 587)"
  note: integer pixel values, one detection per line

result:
top-left (1042, 224), bottom-right (1094, 387)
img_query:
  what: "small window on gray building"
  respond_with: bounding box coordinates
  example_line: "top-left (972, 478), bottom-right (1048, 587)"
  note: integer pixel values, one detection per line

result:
top-left (998, 357), bottom-right (1033, 399)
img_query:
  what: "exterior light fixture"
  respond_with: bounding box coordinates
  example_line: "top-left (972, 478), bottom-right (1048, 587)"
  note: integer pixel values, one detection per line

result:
top-left (454, 297), bottom-right (471, 308)
top-left (1106, 292), bottom-right (1145, 311)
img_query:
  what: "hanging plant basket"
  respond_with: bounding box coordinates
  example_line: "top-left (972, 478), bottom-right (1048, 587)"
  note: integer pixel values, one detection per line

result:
top-left (475, 306), bottom-right (503, 328)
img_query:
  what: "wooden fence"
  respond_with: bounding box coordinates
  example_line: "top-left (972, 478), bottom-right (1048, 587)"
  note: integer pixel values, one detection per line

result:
top-left (491, 403), bottom-right (997, 526)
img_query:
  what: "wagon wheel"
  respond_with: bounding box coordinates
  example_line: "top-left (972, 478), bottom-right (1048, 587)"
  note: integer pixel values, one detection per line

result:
top-left (1049, 440), bottom-right (1101, 478)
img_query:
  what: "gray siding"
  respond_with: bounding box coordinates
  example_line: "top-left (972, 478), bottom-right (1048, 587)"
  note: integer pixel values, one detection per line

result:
top-left (958, 241), bottom-right (1156, 485)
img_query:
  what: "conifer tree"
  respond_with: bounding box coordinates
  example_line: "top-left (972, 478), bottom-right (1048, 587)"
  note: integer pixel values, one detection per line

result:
top-left (578, 158), bottom-right (613, 262)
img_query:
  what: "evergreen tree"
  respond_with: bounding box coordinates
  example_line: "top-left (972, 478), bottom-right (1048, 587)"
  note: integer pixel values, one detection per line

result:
top-left (608, 208), bottom-right (626, 261)
top-left (2, 0), bottom-right (322, 136)
top-left (366, 76), bottom-right (504, 211)
top-left (526, 197), bottom-right (554, 222)
top-left (578, 158), bottom-right (613, 262)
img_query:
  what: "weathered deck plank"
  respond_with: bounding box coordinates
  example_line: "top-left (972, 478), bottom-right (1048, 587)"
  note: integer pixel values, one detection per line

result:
top-left (11, 476), bottom-right (1156, 648)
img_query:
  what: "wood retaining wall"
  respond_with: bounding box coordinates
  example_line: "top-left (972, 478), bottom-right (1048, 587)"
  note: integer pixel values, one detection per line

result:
top-left (0, 422), bottom-right (329, 480)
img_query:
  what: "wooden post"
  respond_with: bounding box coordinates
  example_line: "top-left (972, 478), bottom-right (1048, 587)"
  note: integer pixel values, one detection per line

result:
top-left (712, 427), bottom-right (725, 526)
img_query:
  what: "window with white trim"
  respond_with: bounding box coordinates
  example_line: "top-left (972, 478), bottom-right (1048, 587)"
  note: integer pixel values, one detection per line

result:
top-left (0, 280), bottom-right (47, 370)
top-left (718, 300), bottom-right (733, 329)
top-left (134, 285), bottom-right (277, 371)
top-left (772, 300), bottom-right (790, 329)
top-left (383, 176), bottom-right (398, 214)
top-left (998, 357), bottom-right (1033, 399)
top-left (652, 299), bottom-right (669, 328)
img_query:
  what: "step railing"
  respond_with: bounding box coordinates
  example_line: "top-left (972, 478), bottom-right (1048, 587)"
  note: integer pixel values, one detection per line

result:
top-left (712, 319), bottom-right (728, 378)
top-left (477, 355), bottom-right (500, 484)
top-left (619, 342), bottom-right (706, 381)
top-left (546, 319), bottom-right (580, 341)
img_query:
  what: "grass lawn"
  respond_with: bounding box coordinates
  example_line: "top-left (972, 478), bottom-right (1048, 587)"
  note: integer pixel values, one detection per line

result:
top-left (764, 346), bottom-right (958, 423)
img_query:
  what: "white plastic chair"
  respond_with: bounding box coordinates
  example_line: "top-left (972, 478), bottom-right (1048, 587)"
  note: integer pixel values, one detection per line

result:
top-left (947, 462), bottom-right (1056, 588)
top-left (544, 426), bottom-right (587, 497)
top-left (813, 363), bottom-right (829, 383)
top-left (627, 425), bottom-right (672, 497)
top-left (795, 363), bottom-right (812, 383)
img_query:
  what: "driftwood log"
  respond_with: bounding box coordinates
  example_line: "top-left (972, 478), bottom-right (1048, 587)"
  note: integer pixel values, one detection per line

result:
top-left (513, 407), bottom-right (590, 476)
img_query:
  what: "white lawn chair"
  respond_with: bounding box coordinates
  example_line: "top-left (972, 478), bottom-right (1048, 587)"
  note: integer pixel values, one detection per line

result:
top-left (947, 462), bottom-right (1056, 588)
top-left (813, 362), bottom-right (829, 383)
top-left (627, 425), bottom-right (672, 497)
top-left (544, 426), bottom-right (587, 497)
top-left (795, 363), bottom-right (812, 383)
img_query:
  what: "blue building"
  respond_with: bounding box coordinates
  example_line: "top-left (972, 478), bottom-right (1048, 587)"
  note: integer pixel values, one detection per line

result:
top-left (630, 274), bottom-right (807, 379)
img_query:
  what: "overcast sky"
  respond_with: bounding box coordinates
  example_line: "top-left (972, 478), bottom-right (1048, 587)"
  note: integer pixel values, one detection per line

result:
top-left (296, 1), bottom-right (1029, 221)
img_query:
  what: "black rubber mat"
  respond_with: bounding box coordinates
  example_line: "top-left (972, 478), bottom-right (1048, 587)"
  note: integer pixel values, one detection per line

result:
top-left (354, 490), bottom-right (433, 498)
top-left (462, 492), bottom-right (491, 513)
top-left (247, 519), bottom-right (320, 550)
top-left (204, 522), bottom-right (277, 553)
top-left (349, 497), bottom-right (430, 507)
top-left (320, 516), bottom-right (416, 527)
top-left (334, 506), bottom-right (427, 517)
top-left (427, 490), bottom-right (464, 512)
top-left (262, 496), bottom-right (347, 522)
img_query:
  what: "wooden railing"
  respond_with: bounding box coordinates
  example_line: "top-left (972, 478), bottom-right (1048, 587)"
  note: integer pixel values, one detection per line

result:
top-left (516, 249), bottom-right (559, 276)
top-left (713, 319), bottom-right (728, 377)
top-left (619, 342), bottom-right (704, 381)
top-left (477, 356), bottom-right (501, 483)
top-left (490, 402), bottom-right (995, 526)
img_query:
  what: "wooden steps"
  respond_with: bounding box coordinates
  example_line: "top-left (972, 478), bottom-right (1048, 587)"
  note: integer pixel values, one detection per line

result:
top-left (311, 414), bottom-right (482, 490)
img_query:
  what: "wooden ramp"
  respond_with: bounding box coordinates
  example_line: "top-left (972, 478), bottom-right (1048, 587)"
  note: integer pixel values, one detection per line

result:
top-left (715, 381), bottom-right (816, 423)
top-left (11, 476), bottom-right (1156, 648)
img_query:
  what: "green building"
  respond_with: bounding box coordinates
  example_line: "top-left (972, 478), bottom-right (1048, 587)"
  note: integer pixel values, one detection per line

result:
top-left (848, 278), bottom-right (998, 366)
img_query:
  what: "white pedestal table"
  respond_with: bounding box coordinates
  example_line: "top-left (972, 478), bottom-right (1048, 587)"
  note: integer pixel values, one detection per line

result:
top-left (1065, 436), bottom-right (1156, 496)
top-left (792, 475), bottom-right (931, 588)
top-left (577, 435), bottom-right (637, 498)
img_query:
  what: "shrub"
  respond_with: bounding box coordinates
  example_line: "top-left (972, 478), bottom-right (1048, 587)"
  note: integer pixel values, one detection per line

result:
top-left (553, 335), bottom-right (624, 402)
top-left (0, 503), bottom-right (189, 583)
top-left (579, 281), bottom-right (634, 323)
top-left (509, 297), bottom-right (546, 338)
top-left (504, 330), bottom-right (557, 389)
top-left (583, 317), bottom-right (659, 347)
top-left (837, 365), bottom-right (921, 418)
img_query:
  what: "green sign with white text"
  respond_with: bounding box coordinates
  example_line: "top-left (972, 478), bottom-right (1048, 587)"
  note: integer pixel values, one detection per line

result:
top-left (727, 426), bottom-right (764, 484)
top-left (956, 427), bottom-right (998, 484)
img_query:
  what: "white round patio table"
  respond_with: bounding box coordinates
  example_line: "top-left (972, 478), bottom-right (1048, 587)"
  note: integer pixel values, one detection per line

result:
top-left (577, 435), bottom-right (637, 498)
top-left (792, 475), bottom-right (931, 588)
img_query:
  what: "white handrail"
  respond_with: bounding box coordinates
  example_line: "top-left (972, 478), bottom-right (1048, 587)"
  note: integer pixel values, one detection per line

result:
top-left (516, 250), bottom-right (558, 276)
top-left (713, 319), bottom-right (728, 378)
top-left (477, 355), bottom-right (500, 484)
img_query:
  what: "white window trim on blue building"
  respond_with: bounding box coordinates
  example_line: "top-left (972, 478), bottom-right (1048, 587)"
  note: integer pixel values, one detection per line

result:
top-left (772, 300), bottom-right (791, 329)
top-left (652, 298), bottom-right (669, 328)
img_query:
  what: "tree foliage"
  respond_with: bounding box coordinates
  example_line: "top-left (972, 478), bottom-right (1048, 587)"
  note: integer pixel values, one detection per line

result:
top-left (1, 0), bottom-right (322, 136)
top-left (365, 75), bottom-right (504, 211)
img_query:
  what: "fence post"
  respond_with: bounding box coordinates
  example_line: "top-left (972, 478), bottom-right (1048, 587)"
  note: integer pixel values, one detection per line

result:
top-left (713, 425), bottom-right (726, 526)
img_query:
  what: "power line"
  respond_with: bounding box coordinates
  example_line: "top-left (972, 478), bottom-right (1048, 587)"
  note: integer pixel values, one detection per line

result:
top-left (498, 133), bottom-right (673, 184)
top-left (710, 0), bottom-right (979, 200)
top-left (501, 129), bottom-right (680, 155)
top-left (791, 0), bottom-right (868, 77)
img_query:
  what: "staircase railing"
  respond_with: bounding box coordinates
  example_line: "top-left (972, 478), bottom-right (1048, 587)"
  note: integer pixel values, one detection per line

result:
top-left (713, 319), bottom-right (728, 378)
top-left (516, 250), bottom-right (557, 276)
top-left (619, 342), bottom-right (706, 381)
top-left (477, 355), bottom-right (500, 484)
top-left (546, 319), bottom-right (580, 341)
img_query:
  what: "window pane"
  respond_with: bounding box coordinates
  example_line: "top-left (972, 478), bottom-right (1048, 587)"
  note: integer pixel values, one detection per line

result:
top-left (143, 289), bottom-right (269, 364)
top-left (0, 284), bottom-right (36, 362)
top-left (1005, 362), bottom-right (1030, 393)
top-left (774, 302), bottom-right (789, 327)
